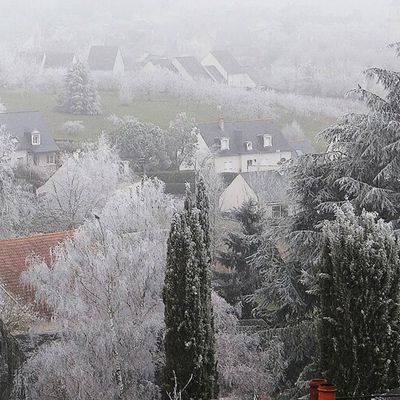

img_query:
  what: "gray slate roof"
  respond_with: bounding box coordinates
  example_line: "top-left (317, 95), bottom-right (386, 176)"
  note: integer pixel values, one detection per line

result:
top-left (175, 57), bottom-right (212, 80)
top-left (204, 65), bottom-right (226, 83)
top-left (44, 52), bottom-right (75, 69)
top-left (0, 111), bottom-right (59, 153)
top-left (88, 46), bottom-right (120, 71)
top-left (150, 58), bottom-right (178, 73)
top-left (197, 120), bottom-right (294, 156)
top-left (210, 50), bottom-right (244, 74)
top-left (289, 138), bottom-right (315, 156)
top-left (242, 171), bottom-right (289, 204)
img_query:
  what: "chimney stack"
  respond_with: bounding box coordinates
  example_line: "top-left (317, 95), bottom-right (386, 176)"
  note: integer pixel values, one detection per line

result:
top-left (317, 383), bottom-right (337, 400)
top-left (219, 115), bottom-right (224, 132)
top-left (310, 379), bottom-right (327, 400)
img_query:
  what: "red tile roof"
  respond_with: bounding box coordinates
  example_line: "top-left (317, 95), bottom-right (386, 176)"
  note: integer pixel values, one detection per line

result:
top-left (0, 231), bottom-right (71, 316)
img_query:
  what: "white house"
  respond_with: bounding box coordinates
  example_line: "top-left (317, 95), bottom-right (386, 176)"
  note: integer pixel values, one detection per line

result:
top-left (219, 171), bottom-right (291, 216)
top-left (0, 111), bottom-right (59, 169)
top-left (180, 119), bottom-right (296, 174)
top-left (87, 45), bottom-right (125, 76)
top-left (202, 50), bottom-right (256, 88)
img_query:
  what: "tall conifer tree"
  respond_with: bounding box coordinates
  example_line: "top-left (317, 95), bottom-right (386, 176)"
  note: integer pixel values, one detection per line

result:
top-left (163, 179), bottom-right (218, 400)
top-left (318, 205), bottom-right (400, 395)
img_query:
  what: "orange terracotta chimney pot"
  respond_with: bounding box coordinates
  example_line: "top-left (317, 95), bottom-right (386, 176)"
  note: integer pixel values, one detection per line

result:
top-left (310, 379), bottom-right (327, 400)
top-left (318, 383), bottom-right (337, 400)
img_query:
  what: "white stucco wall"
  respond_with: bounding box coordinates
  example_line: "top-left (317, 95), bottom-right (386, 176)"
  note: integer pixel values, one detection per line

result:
top-left (172, 59), bottom-right (193, 81)
top-left (219, 175), bottom-right (257, 212)
top-left (201, 53), bottom-right (228, 80)
top-left (228, 73), bottom-right (256, 88)
top-left (179, 132), bottom-right (213, 170)
top-left (113, 49), bottom-right (125, 75)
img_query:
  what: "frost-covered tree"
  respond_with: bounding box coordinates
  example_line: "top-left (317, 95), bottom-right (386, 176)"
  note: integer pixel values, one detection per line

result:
top-left (0, 126), bottom-right (37, 239)
top-left (163, 180), bottom-right (217, 400)
top-left (318, 204), bottom-right (400, 396)
top-left (293, 44), bottom-right (400, 229)
top-left (62, 120), bottom-right (85, 136)
top-left (166, 113), bottom-right (198, 169)
top-left (0, 287), bottom-right (36, 333)
top-left (37, 137), bottom-right (129, 230)
top-left (14, 179), bottom-right (176, 400)
top-left (218, 199), bottom-right (264, 318)
top-left (109, 116), bottom-right (170, 172)
top-left (57, 61), bottom-right (100, 115)
top-left (213, 292), bottom-right (287, 399)
top-left (253, 44), bottom-right (400, 398)
top-left (195, 178), bottom-right (218, 399)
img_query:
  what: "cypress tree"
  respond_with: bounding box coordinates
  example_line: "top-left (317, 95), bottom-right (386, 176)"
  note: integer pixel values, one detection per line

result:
top-left (163, 180), bottom-right (218, 400)
top-left (318, 204), bottom-right (400, 395)
top-left (194, 178), bottom-right (218, 399)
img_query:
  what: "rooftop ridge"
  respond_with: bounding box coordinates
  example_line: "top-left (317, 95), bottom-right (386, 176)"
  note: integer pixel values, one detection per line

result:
top-left (197, 118), bottom-right (274, 124)
top-left (0, 110), bottom-right (40, 114)
top-left (0, 230), bottom-right (73, 245)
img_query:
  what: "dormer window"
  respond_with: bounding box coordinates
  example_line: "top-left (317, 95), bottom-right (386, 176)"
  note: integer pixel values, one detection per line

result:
top-left (244, 141), bottom-right (253, 151)
top-left (220, 137), bottom-right (230, 150)
top-left (31, 129), bottom-right (40, 146)
top-left (263, 134), bottom-right (272, 147)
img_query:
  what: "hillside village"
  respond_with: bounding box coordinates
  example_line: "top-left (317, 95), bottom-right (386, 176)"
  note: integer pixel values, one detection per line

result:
top-left (1, 1), bottom-right (400, 400)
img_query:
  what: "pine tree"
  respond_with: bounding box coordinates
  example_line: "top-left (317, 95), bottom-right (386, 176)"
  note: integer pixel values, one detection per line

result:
top-left (252, 44), bottom-right (400, 398)
top-left (218, 199), bottom-right (264, 318)
top-left (57, 61), bottom-right (101, 115)
top-left (163, 180), bottom-right (218, 400)
top-left (318, 204), bottom-right (400, 395)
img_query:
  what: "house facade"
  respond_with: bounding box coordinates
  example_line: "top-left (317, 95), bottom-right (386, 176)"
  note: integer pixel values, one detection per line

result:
top-left (202, 50), bottom-right (256, 88)
top-left (0, 111), bottom-right (59, 169)
top-left (180, 119), bottom-right (294, 174)
top-left (87, 45), bottom-right (125, 76)
top-left (219, 171), bottom-right (292, 216)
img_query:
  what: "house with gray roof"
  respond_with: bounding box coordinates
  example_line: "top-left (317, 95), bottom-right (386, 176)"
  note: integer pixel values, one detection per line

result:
top-left (202, 50), bottom-right (256, 88)
top-left (172, 56), bottom-right (213, 82)
top-left (42, 52), bottom-right (76, 71)
top-left (87, 45), bottom-right (125, 75)
top-left (219, 170), bottom-right (292, 214)
top-left (142, 58), bottom-right (179, 74)
top-left (0, 111), bottom-right (59, 169)
top-left (180, 118), bottom-right (296, 173)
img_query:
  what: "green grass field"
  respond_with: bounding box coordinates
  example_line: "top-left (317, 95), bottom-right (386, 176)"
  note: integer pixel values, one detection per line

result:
top-left (0, 89), bottom-right (335, 149)
top-left (0, 89), bottom-right (220, 142)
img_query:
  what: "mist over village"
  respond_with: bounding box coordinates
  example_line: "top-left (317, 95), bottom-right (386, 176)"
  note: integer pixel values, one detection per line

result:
top-left (1, 1), bottom-right (400, 399)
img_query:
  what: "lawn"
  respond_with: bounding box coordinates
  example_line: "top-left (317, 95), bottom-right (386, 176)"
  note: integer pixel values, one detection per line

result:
top-left (0, 89), bottom-right (336, 149)
top-left (0, 89), bottom-right (220, 142)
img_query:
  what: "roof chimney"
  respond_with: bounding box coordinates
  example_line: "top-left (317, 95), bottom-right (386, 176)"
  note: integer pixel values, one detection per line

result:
top-left (219, 116), bottom-right (224, 132)
top-left (217, 105), bottom-right (224, 131)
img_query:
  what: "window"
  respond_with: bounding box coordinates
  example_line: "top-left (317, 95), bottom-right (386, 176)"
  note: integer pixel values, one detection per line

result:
top-left (224, 160), bottom-right (233, 171)
top-left (272, 204), bottom-right (289, 218)
top-left (263, 134), bottom-right (272, 147)
top-left (46, 153), bottom-right (55, 164)
top-left (244, 141), bottom-right (253, 151)
top-left (31, 129), bottom-right (41, 146)
top-left (246, 159), bottom-right (257, 171)
top-left (220, 138), bottom-right (230, 150)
